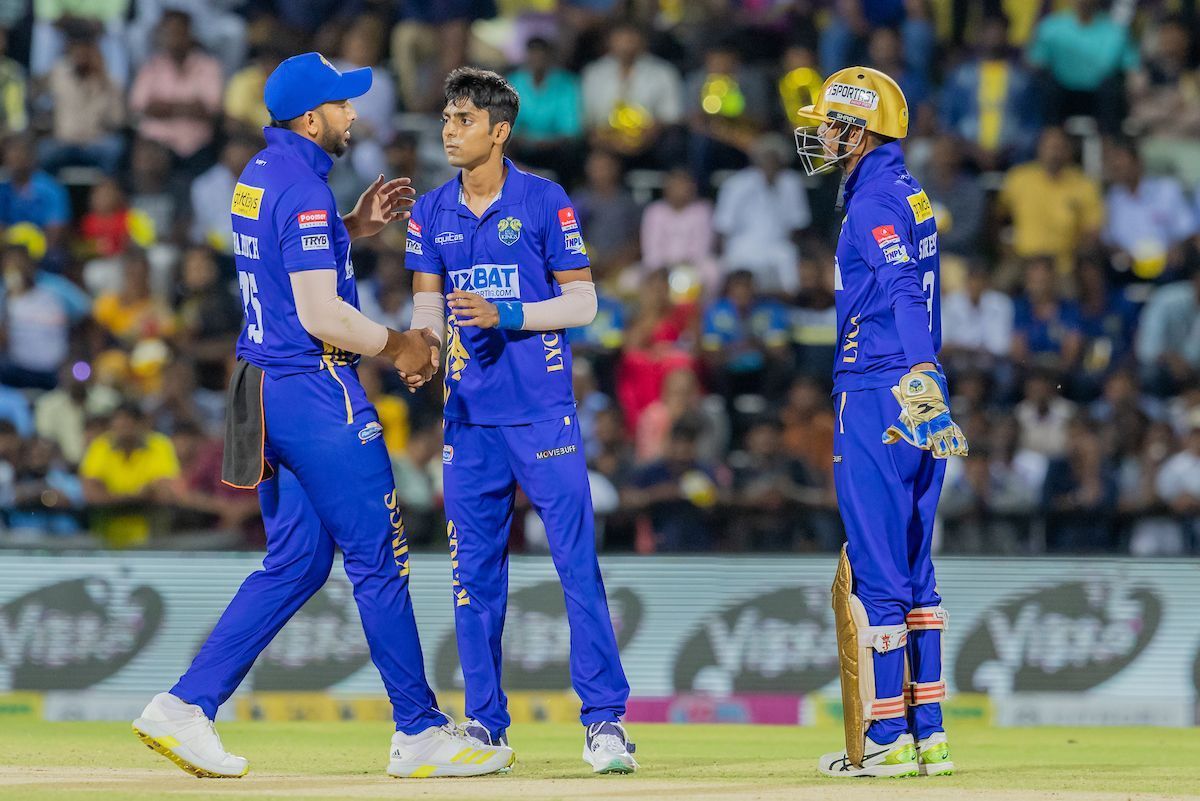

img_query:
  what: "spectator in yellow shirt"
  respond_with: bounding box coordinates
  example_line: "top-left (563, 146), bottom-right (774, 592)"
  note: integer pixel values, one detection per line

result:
top-left (80, 402), bottom-right (182, 548)
top-left (998, 127), bottom-right (1104, 272)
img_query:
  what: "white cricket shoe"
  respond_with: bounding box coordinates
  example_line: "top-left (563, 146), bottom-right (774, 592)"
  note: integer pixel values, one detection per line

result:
top-left (387, 722), bottom-right (515, 778)
top-left (132, 692), bottom-right (248, 778)
top-left (817, 733), bottom-right (919, 778)
top-left (582, 721), bottom-right (638, 774)
top-left (459, 718), bottom-right (512, 774)
top-left (916, 731), bottom-right (955, 776)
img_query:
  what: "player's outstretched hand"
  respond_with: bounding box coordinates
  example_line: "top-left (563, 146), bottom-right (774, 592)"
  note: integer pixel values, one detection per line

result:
top-left (448, 291), bottom-right (500, 328)
top-left (881, 370), bottom-right (968, 459)
top-left (346, 174), bottom-right (417, 239)
top-left (393, 328), bottom-right (440, 388)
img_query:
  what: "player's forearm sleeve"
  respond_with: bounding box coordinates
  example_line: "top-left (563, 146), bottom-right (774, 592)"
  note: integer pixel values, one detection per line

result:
top-left (875, 262), bottom-right (937, 368)
top-left (517, 280), bottom-right (597, 332)
top-left (410, 291), bottom-right (445, 343)
top-left (290, 269), bottom-right (389, 356)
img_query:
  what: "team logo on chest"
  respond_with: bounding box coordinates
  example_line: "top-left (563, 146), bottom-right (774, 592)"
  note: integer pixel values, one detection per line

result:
top-left (497, 216), bottom-right (522, 246)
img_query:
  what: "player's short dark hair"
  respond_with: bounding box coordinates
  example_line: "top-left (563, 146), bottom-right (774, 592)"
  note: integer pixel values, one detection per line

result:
top-left (443, 66), bottom-right (520, 140)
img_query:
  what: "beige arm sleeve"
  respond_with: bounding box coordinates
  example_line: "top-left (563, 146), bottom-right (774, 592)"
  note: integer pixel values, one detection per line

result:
top-left (290, 269), bottom-right (389, 357)
top-left (410, 291), bottom-right (446, 343)
top-left (520, 280), bottom-right (597, 331)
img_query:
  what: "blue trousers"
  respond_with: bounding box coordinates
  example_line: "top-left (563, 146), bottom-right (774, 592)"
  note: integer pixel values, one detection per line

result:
top-left (172, 364), bottom-right (446, 734)
top-left (443, 415), bottom-right (629, 739)
top-left (833, 387), bottom-right (947, 744)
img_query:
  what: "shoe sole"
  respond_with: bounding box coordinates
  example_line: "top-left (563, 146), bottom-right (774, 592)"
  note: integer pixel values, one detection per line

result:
top-left (131, 724), bottom-right (247, 779)
top-left (388, 751), bottom-right (516, 778)
top-left (919, 760), bottom-right (955, 776)
top-left (818, 762), bottom-right (920, 779)
top-left (593, 759), bottom-right (637, 775)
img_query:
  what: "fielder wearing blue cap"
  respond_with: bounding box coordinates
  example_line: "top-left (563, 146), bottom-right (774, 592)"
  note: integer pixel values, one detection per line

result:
top-left (131, 53), bottom-right (515, 780)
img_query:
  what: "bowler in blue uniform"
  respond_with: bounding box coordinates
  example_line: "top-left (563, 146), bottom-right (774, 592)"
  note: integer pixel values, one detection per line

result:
top-left (404, 68), bottom-right (638, 774)
top-left (132, 53), bottom-right (513, 781)
top-left (795, 67), bottom-right (968, 778)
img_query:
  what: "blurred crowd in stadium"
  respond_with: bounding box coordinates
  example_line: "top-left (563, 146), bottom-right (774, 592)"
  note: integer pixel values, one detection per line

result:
top-left (0, 0), bottom-right (1196, 555)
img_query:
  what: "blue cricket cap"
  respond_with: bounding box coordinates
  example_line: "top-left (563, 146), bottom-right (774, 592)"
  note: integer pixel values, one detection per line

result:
top-left (263, 52), bottom-right (372, 121)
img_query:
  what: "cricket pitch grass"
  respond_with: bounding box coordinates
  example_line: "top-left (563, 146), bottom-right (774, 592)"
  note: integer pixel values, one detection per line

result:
top-left (2, 719), bottom-right (1199, 801)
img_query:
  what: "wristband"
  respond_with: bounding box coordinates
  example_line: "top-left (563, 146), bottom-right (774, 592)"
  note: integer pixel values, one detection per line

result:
top-left (495, 301), bottom-right (525, 330)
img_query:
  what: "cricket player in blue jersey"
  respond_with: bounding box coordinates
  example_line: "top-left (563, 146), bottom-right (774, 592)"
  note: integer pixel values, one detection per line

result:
top-left (404, 68), bottom-right (637, 774)
top-left (793, 67), bottom-right (968, 778)
top-left (131, 53), bottom-right (513, 780)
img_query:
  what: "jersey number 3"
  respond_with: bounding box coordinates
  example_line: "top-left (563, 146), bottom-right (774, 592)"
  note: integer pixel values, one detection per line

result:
top-left (922, 270), bottom-right (935, 332)
top-left (239, 270), bottom-right (265, 344)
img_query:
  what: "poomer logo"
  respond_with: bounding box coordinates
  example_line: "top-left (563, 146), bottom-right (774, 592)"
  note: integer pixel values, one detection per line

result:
top-left (673, 586), bottom-right (839, 693)
top-left (449, 264), bottom-right (520, 300)
top-left (826, 82), bottom-right (879, 111)
top-left (954, 580), bottom-right (1162, 694)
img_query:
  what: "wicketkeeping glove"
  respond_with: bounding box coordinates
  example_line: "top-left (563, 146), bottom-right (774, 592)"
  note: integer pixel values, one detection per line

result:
top-left (882, 370), bottom-right (969, 459)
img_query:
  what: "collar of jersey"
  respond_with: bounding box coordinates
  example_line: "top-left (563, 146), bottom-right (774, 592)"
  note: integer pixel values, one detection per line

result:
top-left (842, 141), bottom-right (905, 204)
top-left (442, 157), bottom-right (528, 217)
top-left (262, 127), bottom-right (334, 181)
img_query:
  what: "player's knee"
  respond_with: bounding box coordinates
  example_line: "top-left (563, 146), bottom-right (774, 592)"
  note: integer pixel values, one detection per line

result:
top-left (295, 548), bottom-right (335, 593)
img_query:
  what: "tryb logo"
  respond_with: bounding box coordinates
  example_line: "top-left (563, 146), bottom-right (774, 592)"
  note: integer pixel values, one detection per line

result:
top-left (449, 264), bottom-right (520, 300)
top-left (301, 234), bottom-right (329, 251)
top-left (497, 216), bottom-right (522, 246)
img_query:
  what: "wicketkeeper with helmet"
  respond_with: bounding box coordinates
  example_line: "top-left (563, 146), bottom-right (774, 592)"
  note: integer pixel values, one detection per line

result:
top-left (794, 67), bottom-right (967, 778)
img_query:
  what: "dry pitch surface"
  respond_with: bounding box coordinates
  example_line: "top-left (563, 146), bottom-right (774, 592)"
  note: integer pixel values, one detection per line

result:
top-left (2, 719), bottom-right (1199, 801)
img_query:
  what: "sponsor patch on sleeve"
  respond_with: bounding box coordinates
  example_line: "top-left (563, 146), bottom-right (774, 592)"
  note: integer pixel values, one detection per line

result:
top-left (297, 210), bottom-right (328, 229)
top-left (558, 207), bottom-right (578, 231)
top-left (231, 183), bottom-right (265, 219)
top-left (564, 231), bottom-right (586, 255)
top-left (406, 238), bottom-right (423, 255)
top-left (301, 234), bottom-right (330, 251)
top-left (408, 219), bottom-right (422, 237)
top-left (883, 243), bottom-right (910, 264)
top-left (871, 224), bottom-right (900, 248)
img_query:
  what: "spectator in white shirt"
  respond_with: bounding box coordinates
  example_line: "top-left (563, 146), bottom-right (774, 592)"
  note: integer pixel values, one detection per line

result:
top-left (189, 137), bottom-right (258, 254)
top-left (581, 22), bottom-right (684, 167)
top-left (1014, 371), bottom-right (1077, 459)
top-left (1101, 139), bottom-right (1197, 280)
top-left (713, 134), bottom-right (810, 295)
top-left (1154, 408), bottom-right (1200, 552)
top-left (941, 262), bottom-right (1014, 366)
top-left (0, 244), bottom-right (73, 389)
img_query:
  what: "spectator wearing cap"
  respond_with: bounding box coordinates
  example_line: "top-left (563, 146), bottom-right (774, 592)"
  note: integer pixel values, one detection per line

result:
top-left (507, 37), bottom-right (584, 184)
top-left (1026, 0), bottom-right (1137, 134)
top-left (713, 134), bottom-right (810, 295)
top-left (80, 402), bottom-right (182, 548)
top-left (128, 11), bottom-right (224, 173)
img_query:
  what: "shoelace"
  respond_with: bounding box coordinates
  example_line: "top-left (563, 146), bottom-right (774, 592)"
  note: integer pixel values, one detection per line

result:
top-left (587, 722), bottom-right (630, 755)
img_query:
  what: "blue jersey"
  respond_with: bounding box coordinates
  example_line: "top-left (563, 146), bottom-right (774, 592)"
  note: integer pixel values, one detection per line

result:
top-left (405, 159), bottom-right (590, 425)
top-left (233, 127), bottom-right (359, 375)
top-left (833, 142), bottom-right (941, 394)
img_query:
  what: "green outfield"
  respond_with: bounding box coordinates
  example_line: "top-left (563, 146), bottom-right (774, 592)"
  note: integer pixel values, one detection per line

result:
top-left (1, 719), bottom-right (1199, 801)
